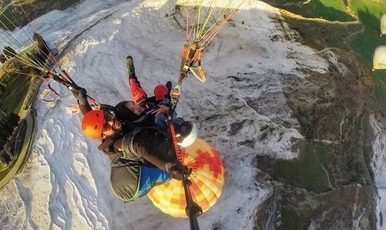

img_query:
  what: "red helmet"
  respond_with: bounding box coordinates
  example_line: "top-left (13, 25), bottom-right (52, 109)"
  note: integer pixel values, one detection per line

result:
top-left (154, 84), bottom-right (168, 101)
top-left (81, 110), bottom-right (104, 139)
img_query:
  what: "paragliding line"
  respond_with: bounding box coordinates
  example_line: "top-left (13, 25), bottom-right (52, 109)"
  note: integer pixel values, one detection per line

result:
top-left (162, 0), bottom-right (249, 221)
top-left (0, 7), bottom-right (48, 65)
top-left (44, 71), bottom-right (101, 107)
top-left (165, 38), bottom-right (209, 228)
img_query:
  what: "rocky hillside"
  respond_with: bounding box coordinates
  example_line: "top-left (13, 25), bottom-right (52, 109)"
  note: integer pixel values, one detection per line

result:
top-left (1, 0), bottom-right (384, 229)
top-left (252, 2), bottom-right (384, 229)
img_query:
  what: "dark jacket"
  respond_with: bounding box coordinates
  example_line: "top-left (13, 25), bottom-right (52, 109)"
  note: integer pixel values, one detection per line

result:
top-left (74, 89), bottom-right (174, 201)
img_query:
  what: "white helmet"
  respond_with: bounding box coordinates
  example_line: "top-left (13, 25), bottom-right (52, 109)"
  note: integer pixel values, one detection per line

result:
top-left (177, 121), bottom-right (198, 147)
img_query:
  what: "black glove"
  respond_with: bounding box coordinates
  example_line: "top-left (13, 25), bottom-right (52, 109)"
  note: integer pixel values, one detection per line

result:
top-left (165, 161), bottom-right (192, 180)
top-left (71, 85), bottom-right (87, 99)
top-left (70, 86), bottom-right (88, 104)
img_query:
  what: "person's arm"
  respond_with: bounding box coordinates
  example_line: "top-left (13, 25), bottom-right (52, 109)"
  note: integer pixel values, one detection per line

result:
top-left (71, 86), bottom-right (92, 114)
top-left (120, 127), bottom-right (190, 180)
top-left (151, 104), bottom-right (169, 116)
top-left (99, 136), bottom-right (123, 156)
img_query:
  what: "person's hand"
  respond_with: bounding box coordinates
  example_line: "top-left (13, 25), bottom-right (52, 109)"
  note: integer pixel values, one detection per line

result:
top-left (70, 86), bottom-right (88, 105)
top-left (152, 104), bottom-right (169, 116)
top-left (68, 104), bottom-right (80, 114)
top-left (165, 161), bottom-right (192, 180)
top-left (70, 86), bottom-right (87, 100)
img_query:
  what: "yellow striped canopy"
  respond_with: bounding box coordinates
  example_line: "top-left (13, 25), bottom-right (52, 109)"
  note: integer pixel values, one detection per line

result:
top-left (147, 139), bottom-right (225, 218)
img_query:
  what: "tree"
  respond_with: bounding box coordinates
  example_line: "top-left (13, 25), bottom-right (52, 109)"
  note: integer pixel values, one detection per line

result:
top-left (0, 112), bottom-right (20, 150)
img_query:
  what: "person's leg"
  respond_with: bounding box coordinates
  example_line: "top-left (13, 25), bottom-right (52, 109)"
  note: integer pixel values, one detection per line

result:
top-left (110, 163), bottom-right (141, 202)
top-left (127, 56), bottom-right (147, 107)
top-left (153, 112), bottom-right (185, 129)
top-left (122, 127), bottom-right (177, 168)
top-left (137, 166), bottom-right (171, 196)
top-left (110, 164), bottom-right (170, 201)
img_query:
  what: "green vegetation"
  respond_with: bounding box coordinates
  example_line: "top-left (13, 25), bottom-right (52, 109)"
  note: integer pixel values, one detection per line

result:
top-left (347, 0), bottom-right (386, 106)
top-left (280, 206), bottom-right (300, 230)
top-left (347, 0), bottom-right (386, 66)
top-left (268, 0), bottom-right (386, 97)
top-left (0, 73), bottom-right (30, 114)
top-left (264, 0), bottom-right (386, 69)
top-left (273, 142), bottom-right (331, 192)
top-left (0, 163), bottom-right (11, 178)
top-left (0, 0), bottom-right (65, 188)
top-left (261, 0), bottom-right (386, 160)
top-left (0, 44), bottom-right (45, 175)
top-left (350, 0), bottom-right (386, 30)
top-left (0, 44), bottom-right (43, 115)
top-left (265, 0), bottom-right (355, 21)
top-left (304, 0), bottom-right (354, 21)
top-left (13, 120), bottom-right (28, 164)
top-left (0, 120), bottom-right (26, 177)
top-left (254, 0), bottom-right (383, 228)
top-left (279, 185), bottom-right (374, 230)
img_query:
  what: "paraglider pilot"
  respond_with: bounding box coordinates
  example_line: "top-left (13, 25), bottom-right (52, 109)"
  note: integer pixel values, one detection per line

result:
top-left (71, 56), bottom-right (195, 202)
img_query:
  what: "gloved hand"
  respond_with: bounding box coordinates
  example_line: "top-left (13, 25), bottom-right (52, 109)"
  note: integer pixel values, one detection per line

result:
top-left (165, 161), bottom-right (192, 180)
top-left (70, 86), bottom-right (88, 104)
top-left (70, 85), bottom-right (87, 99)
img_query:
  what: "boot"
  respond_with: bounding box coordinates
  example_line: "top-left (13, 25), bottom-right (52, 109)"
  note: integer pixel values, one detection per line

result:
top-left (165, 81), bottom-right (172, 99)
top-left (126, 56), bottom-right (136, 78)
top-left (166, 81), bottom-right (172, 92)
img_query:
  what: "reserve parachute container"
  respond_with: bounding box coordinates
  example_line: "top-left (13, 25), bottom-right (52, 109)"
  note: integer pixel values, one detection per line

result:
top-left (373, 46), bottom-right (386, 70)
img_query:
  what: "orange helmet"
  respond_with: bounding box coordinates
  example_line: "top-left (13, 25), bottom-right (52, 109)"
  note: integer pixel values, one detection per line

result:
top-left (154, 84), bottom-right (169, 101)
top-left (81, 110), bottom-right (104, 139)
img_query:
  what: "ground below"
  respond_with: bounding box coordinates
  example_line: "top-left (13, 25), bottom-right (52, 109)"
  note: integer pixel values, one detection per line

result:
top-left (253, 2), bottom-right (384, 229)
top-left (1, 0), bottom-right (384, 229)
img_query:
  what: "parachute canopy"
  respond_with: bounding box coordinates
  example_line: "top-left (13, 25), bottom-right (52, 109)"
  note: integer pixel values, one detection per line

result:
top-left (381, 14), bottom-right (386, 36)
top-left (147, 139), bottom-right (225, 218)
top-left (373, 46), bottom-right (386, 70)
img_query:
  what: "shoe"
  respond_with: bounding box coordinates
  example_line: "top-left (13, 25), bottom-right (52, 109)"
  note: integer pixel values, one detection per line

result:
top-left (126, 56), bottom-right (136, 77)
top-left (174, 121), bottom-right (198, 147)
top-left (166, 81), bottom-right (172, 92)
top-left (165, 81), bottom-right (172, 99)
